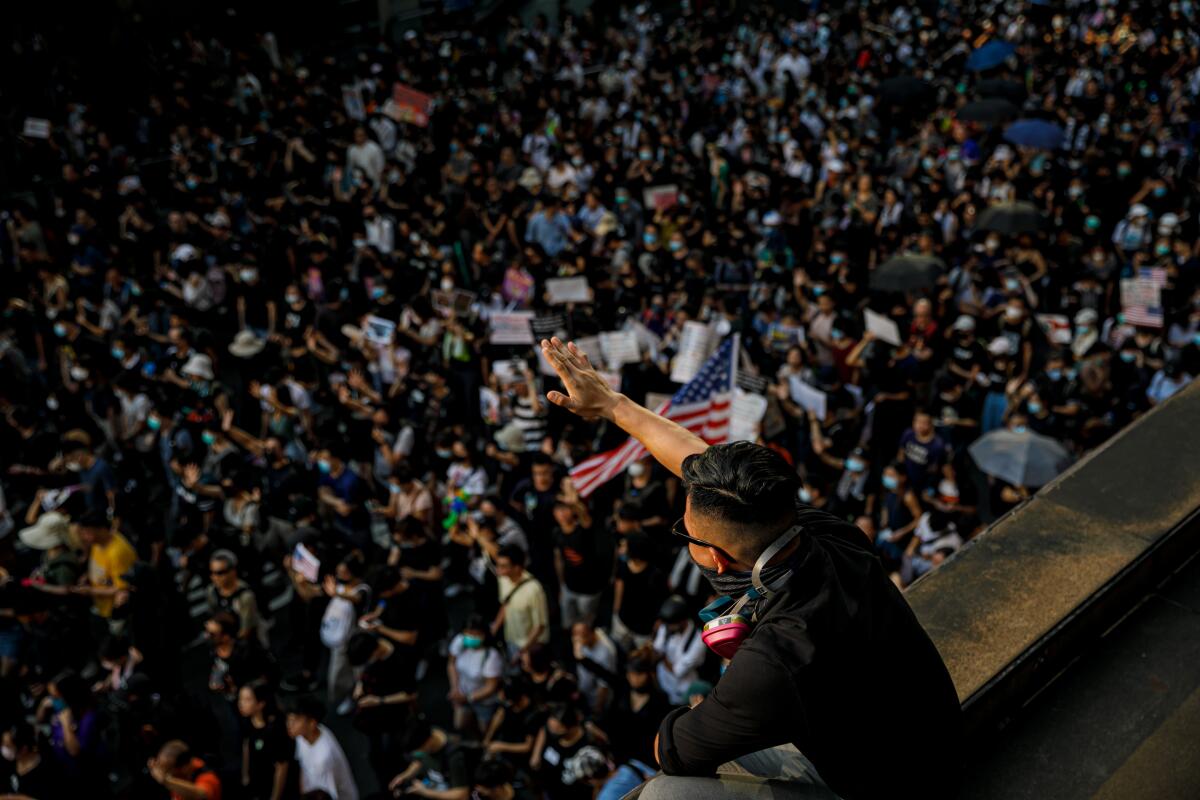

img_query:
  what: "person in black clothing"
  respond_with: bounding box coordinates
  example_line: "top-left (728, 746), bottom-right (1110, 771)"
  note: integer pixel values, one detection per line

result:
top-left (237, 679), bottom-right (292, 800)
top-left (1, 721), bottom-right (67, 799)
top-left (483, 677), bottom-right (544, 770)
top-left (606, 657), bottom-right (673, 768)
top-left (540, 338), bottom-right (962, 800)
top-left (347, 630), bottom-right (417, 787)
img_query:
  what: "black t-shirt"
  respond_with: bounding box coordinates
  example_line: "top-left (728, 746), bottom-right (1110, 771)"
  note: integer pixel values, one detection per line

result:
top-left (235, 279), bottom-right (272, 330)
top-left (241, 716), bottom-right (291, 798)
top-left (615, 560), bottom-right (668, 636)
top-left (553, 525), bottom-right (607, 595)
top-left (611, 687), bottom-right (674, 765)
top-left (3, 757), bottom-right (67, 798)
top-left (657, 506), bottom-right (963, 800)
top-left (279, 299), bottom-right (316, 344)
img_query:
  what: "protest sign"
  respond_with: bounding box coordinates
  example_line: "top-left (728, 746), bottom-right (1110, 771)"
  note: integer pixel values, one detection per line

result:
top-left (864, 309), bottom-right (902, 346)
top-left (788, 377), bottom-right (828, 419)
top-left (489, 312), bottom-right (535, 345)
top-left (546, 276), bottom-right (592, 305)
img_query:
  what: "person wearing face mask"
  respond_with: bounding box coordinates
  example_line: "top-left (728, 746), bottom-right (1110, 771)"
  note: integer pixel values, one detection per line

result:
top-left (314, 447), bottom-right (370, 549)
top-left (59, 439), bottom-right (117, 512)
top-left (0, 721), bottom-right (66, 798)
top-left (540, 337), bottom-right (962, 800)
top-left (233, 262), bottom-right (275, 340)
top-left (446, 615), bottom-right (504, 735)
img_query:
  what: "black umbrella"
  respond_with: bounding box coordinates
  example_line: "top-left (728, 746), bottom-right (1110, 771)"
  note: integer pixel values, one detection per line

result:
top-left (870, 253), bottom-right (947, 292)
top-left (977, 201), bottom-right (1044, 235)
top-left (957, 98), bottom-right (1019, 125)
top-left (976, 77), bottom-right (1026, 102)
top-left (878, 76), bottom-right (933, 106)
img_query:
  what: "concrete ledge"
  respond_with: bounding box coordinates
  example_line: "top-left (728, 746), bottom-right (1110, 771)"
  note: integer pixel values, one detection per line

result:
top-left (906, 381), bottom-right (1200, 735)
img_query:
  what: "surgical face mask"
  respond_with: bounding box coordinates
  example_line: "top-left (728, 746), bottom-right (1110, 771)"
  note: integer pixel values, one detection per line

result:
top-left (882, 474), bottom-right (899, 491)
top-left (1068, 186), bottom-right (1083, 199)
top-left (201, 432), bottom-right (217, 446)
top-left (643, 232), bottom-right (657, 246)
top-left (1012, 425), bottom-right (1028, 434)
top-left (571, 156), bottom-right (584, 167)
top-left (1085, 215), bottom-right (1101, 231)
top-left (639, 150), bottom-right (653, 161)
top-left (1156, 244), bottom-right (1170, 256)
top-left (1140, 145), bottom-right (1155, 158)
top-left (1027, 400), bottom-right (1042, 415)
top-left (1153, 186), bottom-right (1167, 198)
top-left (615, 194), bottom-right (628, 205)
top-left (831, 329), bottom-right (844, 340)
top-left (985, 239), bottom-right (1000, 253)
top-left (461, 634), bottom-right (484, 649)
top-left (286, 293), bottom-right (301, 305)
top-left (668, 240), bottom-right (683, 252)
top-left (70, 366), bottom-right (89, 381)
top-left (240, 268), bottom-right (257, 282)
top-left (1117, 165), bottom-right (1131, 177)
top-left (1047, 369), bottom-right (1062, 382)
top-left (1005, 306), bottom-right (1022, 321)
top-left (798, 488), bottom-right (813, 503)
top-left (628, 462), bottom-right (646, 478)
top-left (1005, 278), bottom-right (1020, 291)
top-left (812, 285), bottom-right (826, 298)
top-left (316, 458), bottom-right (332, 474)
top-left (371, 285), bottom-right (386, 300)
top-left (440, 277), bottom-right (455, 291)
top-left (65, 461), bottom-right (82, 473)
top-left (435, 448), bottom-right (453, 460)
top-left (53, 323), bottom-right (68, 338)
top-left (0, 745), bottom-right (13, 761)
top-left (147, 416), bottom-right (162, 431)
top-left (1075, 325), bottom-right (1091, 337)
top-left (830, 254), bottom-right (845, 265)
top-left (1119, 351), bottom-right (1137, 363)
top-left (112, 347), bottom-right (126, 360)
top-left (845, 457), bottom-right (866, 473)
top-left (387, 482), bottom-right (402, 494)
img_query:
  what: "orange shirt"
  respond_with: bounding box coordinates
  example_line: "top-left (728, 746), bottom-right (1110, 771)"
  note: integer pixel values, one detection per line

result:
top-left (172, 759), bottom-right (221, 800)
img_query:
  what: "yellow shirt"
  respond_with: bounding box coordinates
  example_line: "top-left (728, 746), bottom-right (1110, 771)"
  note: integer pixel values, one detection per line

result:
top-left (88, 532), bottom-right (137, 618)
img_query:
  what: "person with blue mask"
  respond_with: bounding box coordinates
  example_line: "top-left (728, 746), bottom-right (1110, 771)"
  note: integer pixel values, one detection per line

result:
top-left (524, 196), bottom-right (576, 258)
top-left (315, 447), bottom-right (370, 549)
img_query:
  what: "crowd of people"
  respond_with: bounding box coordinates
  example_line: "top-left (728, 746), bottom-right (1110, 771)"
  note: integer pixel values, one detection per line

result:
top-left (1, 0), bottom-right (1198, 797)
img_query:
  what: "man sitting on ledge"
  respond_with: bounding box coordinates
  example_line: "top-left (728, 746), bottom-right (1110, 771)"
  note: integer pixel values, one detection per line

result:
top-left (541, 337), bottom-right (964, 800)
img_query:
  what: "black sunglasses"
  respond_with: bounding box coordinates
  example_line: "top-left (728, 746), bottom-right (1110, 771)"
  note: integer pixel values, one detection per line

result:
top-left (671, 517), bottom-right (733, 560)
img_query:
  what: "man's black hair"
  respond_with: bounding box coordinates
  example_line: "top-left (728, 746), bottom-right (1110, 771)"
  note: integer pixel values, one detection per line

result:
top-left (76, 508), bottom-right (110, 530)
top-left (346, 631), bottom-right (379, 667)
top-left (530, 452), bottom-right (555, 468)
top-left (681, 442), bottom-right (799, 553)
top-left (283, 694), bottom-right (326, 722)
top-left (497, 544), bottom-right (526, 567)
top-left (474, 758), bottom-right (515, 789)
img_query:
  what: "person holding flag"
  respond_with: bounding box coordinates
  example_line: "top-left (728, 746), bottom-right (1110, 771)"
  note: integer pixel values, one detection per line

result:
top-left (539, 337), bottom-right (963, 800)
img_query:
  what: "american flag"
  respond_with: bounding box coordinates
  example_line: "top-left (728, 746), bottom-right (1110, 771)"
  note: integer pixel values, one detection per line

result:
top-left (570, 335), bottom-right (737, 498)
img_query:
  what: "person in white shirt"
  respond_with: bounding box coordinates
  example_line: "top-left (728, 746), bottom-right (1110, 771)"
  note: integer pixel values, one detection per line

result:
top-left (346, 126), bottom-right (385, 188)
top-left (571, 621), bottom-right (618, 715)
top-left (652, 596), bottom-right (708, 705)
top-left (447, 615), bottom-right (504, 734)
top-left (284, 696), bottom-right (359, 800)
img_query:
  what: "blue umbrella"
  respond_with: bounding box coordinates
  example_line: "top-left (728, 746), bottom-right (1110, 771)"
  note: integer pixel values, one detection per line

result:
top-left (1004, 119), bottom-right (1065, 150)
top-left (966, 40), bottom-right (1016, 71)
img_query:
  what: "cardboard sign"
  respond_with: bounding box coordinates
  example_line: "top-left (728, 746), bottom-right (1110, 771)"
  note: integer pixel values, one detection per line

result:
top-left (670, 321), bottom-right (715, 383)
top-left (387, 83), bottom-right (434, 127)
top-left (22, 118), bottom-right (50, 139)
top-left (643, 184), bottom-right (679, 211)
top-left (731, 388), bottom-right (769, 443)
top-left (492, 358), bottom-right (527, 386)
top-left (364, 315), bottom-right (396, 345)
top-left (1036, 314), bottom-right (1071, 345)
top-left (432, 289), bottom-right (476, 316)
top-left (864, 309), bottom-right (902, 346)
top-left (546, 276), bottom-right (592, 305)
top-left (788, 377), bottom-right (828, 420)
top-left (600, 330), bottom-right (642, 369)
top-left (292, 543), bottom-right (321, 583)
top-left (489, 312), bottom-right (535, 345)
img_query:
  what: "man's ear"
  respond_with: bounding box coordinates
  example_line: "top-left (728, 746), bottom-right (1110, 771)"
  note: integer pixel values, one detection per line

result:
top-left (709, 546), bottom-right (732, 575)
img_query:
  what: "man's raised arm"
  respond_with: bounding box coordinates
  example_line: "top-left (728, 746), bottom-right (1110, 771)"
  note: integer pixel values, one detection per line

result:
top-left (540, 337), bottom-right (706, 478)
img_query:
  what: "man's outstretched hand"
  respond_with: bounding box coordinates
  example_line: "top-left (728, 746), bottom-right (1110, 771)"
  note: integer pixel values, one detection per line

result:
top-left (540, 337), bottom-right (623, 421)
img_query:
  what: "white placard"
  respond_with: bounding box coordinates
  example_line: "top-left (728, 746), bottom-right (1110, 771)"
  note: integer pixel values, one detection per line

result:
top-left (22, 118), bottom-right (51, 139)
top-left (1036, 314), bottom-right (1071, 345)
top-left (670, 321), bottom-right (715, 383)
top-left (546, 276), bottom-right (592, 305)
top-left (627, 320), bottom-right (662, 359)
top-left (292, 543), bottom-right (321, 583)
top-left (600, 330), bottom-right (641, 369)
top-left (864, 309), bottom-right (902, 346)
top-left (788, 377), bottom-right (828, 420)
top-left (364, 315), bottom-right (396, 345)
top-left (573, 335), bottom-right (605, 367)
top-left (489, 312), bottom-right (536, 345)
top-left (643, 184), bottom-right (679, 211)
top-left (730, 388), bottom-right (769, 443)
top-left (492, 359), bottom-right (525, 386)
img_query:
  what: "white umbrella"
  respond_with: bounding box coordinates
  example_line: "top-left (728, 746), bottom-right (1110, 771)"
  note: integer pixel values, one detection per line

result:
top-left (968, 429), bottom-right (1072, 488)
